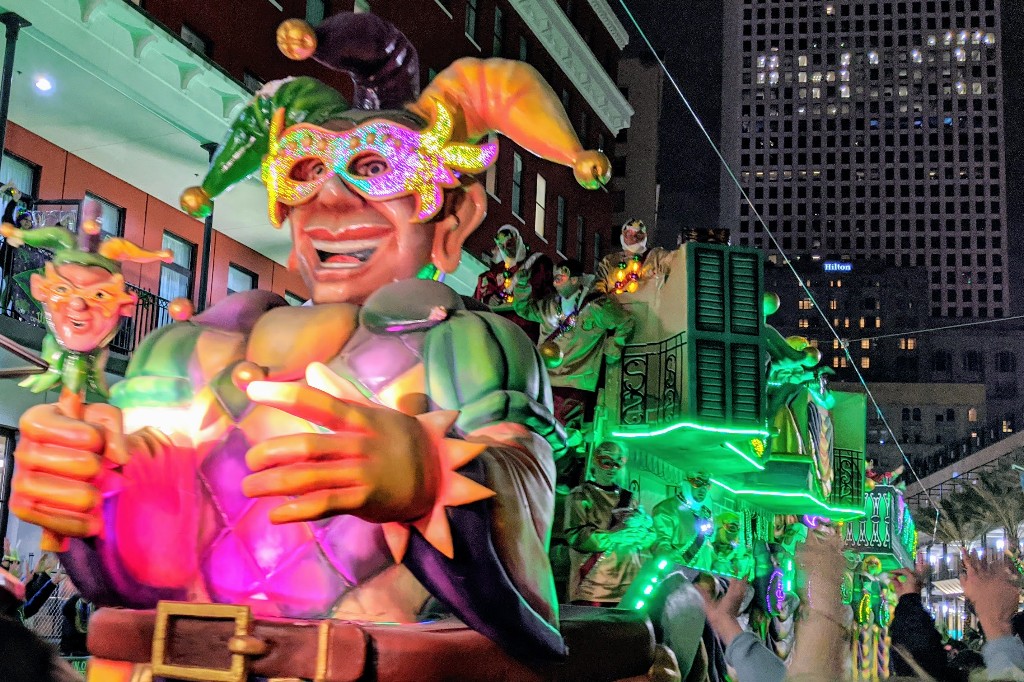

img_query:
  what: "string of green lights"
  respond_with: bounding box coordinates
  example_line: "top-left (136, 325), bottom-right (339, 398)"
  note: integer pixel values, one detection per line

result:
top-left (615, 0), bottom-right (942, 538)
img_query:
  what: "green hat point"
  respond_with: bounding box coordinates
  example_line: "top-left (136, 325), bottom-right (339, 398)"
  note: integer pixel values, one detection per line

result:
top-left (181, 77), bottom-right (350, 217)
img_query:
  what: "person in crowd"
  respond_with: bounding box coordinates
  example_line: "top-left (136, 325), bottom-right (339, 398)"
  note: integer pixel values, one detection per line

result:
top-left (564, 441), bottom-right (654, 606)
top-left (59, 593), bottom-right (92, 657)
top-left (1, 540), bottom-right (23, 581)
top-left (698, 529), bottom-right (851, 682)
top-left (595, 219), bottom-right (673, 296)
top-left (0, 562), bottom-right (82, 682)
top-left (21, 553), bottom-right (65, 621)
top-left (961, 550), bottom-right (1024, 678)
top-left (888, 564), bottom-right (952, 679)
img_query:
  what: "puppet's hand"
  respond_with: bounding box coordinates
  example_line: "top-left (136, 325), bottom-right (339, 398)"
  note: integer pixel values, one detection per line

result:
top-left (10, 403), bottom-right (128, 538)
top-left (242, 367), bottom-right (441, 525)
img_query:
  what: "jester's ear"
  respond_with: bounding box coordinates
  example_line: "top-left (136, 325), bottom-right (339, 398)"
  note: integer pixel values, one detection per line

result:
top-left (30, 263), bottom-right (60, 300)
top-left (29, 272), bottom-right (47, 301)
top-left (118, 291), bottom-right (138, 319)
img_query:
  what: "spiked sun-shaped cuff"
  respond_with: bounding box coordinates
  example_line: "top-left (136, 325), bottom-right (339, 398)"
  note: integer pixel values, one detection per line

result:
top-left (381, 410), bottom-right (496, 562)
top-left (305, 363), bottom-right (495, 563)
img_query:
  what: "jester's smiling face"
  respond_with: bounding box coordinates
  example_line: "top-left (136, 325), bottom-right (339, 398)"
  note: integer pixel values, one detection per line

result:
top-left (262, 103), bottom-right (497, 305)
top-left (29, 262), bottom-right (135, 352)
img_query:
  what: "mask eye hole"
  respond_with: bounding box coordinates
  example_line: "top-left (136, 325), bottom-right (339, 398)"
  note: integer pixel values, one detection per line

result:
top-left (349, 153), bottom-right (389, 178)
top-left (290, 158), bottom-right (329, 182)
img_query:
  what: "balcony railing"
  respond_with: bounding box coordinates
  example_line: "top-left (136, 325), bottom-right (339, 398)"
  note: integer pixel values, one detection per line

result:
top-left (830, 447), bottom-right (865, 507)
top-left (0, 249), bottom-right (172, 357)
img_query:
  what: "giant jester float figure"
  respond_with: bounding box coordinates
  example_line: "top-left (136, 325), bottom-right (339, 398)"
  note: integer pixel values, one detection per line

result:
top-left (8, 12), bottom-right (683, 682)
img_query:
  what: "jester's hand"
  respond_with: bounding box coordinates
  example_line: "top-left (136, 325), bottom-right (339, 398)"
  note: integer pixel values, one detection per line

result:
top-left (242, 365), bottom-right (442, 526)
top-left (10, 403), bottom-right (128, 538)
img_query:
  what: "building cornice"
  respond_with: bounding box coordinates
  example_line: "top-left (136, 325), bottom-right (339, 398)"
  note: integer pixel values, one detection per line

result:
top-left (507, 0), bottom-right (633, 134)
top-left (586, 0), bottom-right (629, 50)
top-left (11, 0), bottom-right (249, 142)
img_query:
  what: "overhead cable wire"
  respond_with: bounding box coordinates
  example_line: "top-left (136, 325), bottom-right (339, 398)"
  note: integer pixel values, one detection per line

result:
top-left (849, 313), bottom-right (1024, 342)
top-left (616, 0), bottom-right (943, 536)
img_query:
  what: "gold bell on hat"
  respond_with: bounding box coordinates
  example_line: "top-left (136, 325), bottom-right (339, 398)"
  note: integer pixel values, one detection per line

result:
top-left (539, 341), bottom-right (563, 368)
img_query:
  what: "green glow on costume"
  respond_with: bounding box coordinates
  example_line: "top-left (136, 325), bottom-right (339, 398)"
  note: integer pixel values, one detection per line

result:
top-left (710, 478), bottom-right (865, 517)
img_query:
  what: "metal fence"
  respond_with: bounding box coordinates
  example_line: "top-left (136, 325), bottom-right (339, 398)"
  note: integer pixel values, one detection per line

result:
top-left (23, 584), bottom-right (72, 647)
top-left (617, 331), bottom-right (687, 427)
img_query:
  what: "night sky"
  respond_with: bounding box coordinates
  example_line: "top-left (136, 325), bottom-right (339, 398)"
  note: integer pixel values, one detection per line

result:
top-left (611, 0), bottom-right (724, 248)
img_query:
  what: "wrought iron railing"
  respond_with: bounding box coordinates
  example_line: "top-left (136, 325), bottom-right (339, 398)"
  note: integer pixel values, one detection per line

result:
top-left (617, 331), bottom-right (686, 427)
top-left (0, 255), bottom-right (173, 356)
top-left (830, 447), bottom-right (865, 507)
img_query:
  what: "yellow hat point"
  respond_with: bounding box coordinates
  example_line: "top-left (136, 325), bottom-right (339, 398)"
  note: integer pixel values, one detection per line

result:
top-left (277, 19), bottom-right (318, 61)
top-left (180, 186), bottom-right (213, 218)
top-left (82, 219), bottom-right (101, 236)
top-left (573, 150), bottom-right (611, 189)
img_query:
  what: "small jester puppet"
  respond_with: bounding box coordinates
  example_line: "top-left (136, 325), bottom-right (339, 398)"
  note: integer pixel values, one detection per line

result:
top-left (2, 207), bottom-right (172, 552)
top-left (595, 219), bottom-right (673, 295)
top-left (10, 10), bottom-right (615, 675)
top-left (1, 214), bottom-right (170, 399)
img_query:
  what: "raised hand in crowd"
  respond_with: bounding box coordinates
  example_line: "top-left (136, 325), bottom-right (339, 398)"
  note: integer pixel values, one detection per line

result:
top-left (961, 550), bottom-right (1021, 640)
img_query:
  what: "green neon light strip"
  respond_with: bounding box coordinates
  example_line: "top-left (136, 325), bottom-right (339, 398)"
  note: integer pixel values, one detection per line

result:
top-left (612, 421), bottom-right (770, 439)
top-left (710, 478), bottom-right (865, 516)
top-left (724, 441), bottom-right (766, 471)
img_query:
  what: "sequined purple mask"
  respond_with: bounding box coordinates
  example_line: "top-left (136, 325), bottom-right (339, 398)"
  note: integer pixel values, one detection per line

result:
top-left (261, 100), bottom-right (498, 225)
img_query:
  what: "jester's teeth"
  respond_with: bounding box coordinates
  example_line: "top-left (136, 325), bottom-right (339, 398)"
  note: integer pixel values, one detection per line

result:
top-left (311, 238), bottom-right (382, 253)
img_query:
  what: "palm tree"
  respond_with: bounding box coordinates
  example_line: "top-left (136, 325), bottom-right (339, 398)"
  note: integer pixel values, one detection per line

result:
top-left (960, 461), bottom-right (1024, 553)
top-left (912, 488), bottom-right (989, 551)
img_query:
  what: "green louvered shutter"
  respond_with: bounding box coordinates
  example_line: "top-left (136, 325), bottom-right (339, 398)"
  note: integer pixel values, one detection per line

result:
top-left (694, 249), bottom-right (726, 332)
top-left (729, 252), bottom-right (760, 336)
top-left (695, 340), bottom-right (727, 418)
top-left (730, 343), bottom-right (761, 421)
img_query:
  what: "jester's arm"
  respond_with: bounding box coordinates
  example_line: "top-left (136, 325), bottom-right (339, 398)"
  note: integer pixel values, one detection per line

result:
top-left (416, 309), bottom-right (568, 662)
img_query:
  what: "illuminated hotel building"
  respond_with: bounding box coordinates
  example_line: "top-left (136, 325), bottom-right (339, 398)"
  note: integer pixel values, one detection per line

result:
top-left (721, 0), bottom-right (1008, 320)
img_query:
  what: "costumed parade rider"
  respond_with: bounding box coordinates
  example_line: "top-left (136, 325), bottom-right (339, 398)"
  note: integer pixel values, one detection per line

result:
top-left (512, 258), bottom-right (635, 446)
top-left (651, 473), bottom-right (714, 570)
top-left (595, 219), bottom-right (672, 295)
top-left (6, 11), bottom-right (674, 680)
top-left (564, 442), bottom-right (654, 607)
top-left (474, 224), bottom-right (541, 308)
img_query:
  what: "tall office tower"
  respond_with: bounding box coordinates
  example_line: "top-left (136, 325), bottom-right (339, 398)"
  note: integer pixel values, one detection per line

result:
top-left (720, 1), bottom-right (1008, 320)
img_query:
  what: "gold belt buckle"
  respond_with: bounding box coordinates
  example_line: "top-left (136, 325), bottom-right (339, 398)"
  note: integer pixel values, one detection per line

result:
top-left (151, 601), bottom-right (258, 682)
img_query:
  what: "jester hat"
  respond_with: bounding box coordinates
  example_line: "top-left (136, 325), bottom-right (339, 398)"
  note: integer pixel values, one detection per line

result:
top-left (0, 211), bottom-right (172, 274)
top-left (180, 11), bottom-right (610, 224)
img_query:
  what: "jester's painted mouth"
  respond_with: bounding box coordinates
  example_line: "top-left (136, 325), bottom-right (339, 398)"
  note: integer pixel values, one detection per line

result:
top-left (312, 238), bottom-right (383, 269)
top-left (301, 224), bottom-right (393, 276)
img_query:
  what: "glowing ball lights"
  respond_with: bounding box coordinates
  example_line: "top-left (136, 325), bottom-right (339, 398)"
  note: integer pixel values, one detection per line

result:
top-left (611, 255), bottom-right (643, 295)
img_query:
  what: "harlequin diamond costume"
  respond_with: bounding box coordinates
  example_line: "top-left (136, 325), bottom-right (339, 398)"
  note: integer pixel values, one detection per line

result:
top-left (9, 11), bottom-right (681, 682)
top-left (595, 219), bottom-right (673, 295)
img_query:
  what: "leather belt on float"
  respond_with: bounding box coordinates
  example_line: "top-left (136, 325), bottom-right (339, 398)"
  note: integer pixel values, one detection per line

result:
top-left (87, 601), bottom-right (368, 682)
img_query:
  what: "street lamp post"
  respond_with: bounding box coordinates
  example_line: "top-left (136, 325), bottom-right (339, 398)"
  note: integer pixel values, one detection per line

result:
top-left (196, 141), bottom-right (218, 311)
top-left (0, 13), bottom-right (30, 181)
